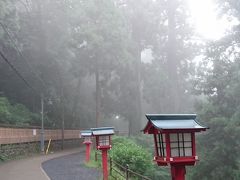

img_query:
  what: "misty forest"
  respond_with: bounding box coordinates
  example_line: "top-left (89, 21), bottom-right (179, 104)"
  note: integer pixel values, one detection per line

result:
top-left (1, 0), bottom-right (240, 179)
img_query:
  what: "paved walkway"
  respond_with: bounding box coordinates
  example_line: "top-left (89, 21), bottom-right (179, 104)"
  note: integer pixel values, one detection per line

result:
top-left (42, 152), bottom-right (101, 180)
top-left (0, 148), bottom-right (100, 180)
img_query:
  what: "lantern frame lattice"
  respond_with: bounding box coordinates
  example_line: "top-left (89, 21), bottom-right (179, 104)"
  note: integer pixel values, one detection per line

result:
top-left (91, 127), bottom-right (114, 150)
top-left (91, 127), bottom-right (115, 180)
top-left (143, 114), bottom-right (208, 166)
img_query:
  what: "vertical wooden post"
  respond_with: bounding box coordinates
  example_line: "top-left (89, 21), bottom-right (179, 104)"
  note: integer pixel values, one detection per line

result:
top-left (40, 94), bottom-right (44, 154)
top-left (126, 164), bottom-right (129, 180)
top-left (109, 157), bottom-right (112, 176)
top-left (153, 134), bottom-right (158, 157)
top-left (191, 133), bottom-right (196, 156)
top-left (61, 86), bottom-right (65, 150)
top-left (95, 151), bottom-right (98, 161)
top-left (166, 133), bottom-right (171, 158)
top-left (45, 139), bottom-right (52, 155)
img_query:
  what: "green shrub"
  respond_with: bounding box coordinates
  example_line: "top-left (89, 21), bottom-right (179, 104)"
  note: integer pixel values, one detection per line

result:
top-left (0, 153), bottom-right (8, 162)
top-left (110, 136), bottom-right (170, 180)
top-left (0, 97), bottom-right (11, 123)
top-left (111, 137), bottom-right (154, 176)
top-left (0, 96), bottom-right (40, 125)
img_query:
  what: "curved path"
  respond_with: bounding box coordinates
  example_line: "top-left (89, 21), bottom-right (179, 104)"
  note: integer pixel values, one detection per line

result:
top-left (42, 152), bottom-right (101, 180)
top-left (0, 148), bottom-right (101, 180)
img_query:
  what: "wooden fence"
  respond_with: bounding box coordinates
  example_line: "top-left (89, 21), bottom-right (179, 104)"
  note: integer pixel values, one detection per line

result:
top-left (95, 152), bottom-right (151, 180)
top-left (109, 157), bottom-right (151, 180)
top-left (0, 127), bottom-right (81, 145)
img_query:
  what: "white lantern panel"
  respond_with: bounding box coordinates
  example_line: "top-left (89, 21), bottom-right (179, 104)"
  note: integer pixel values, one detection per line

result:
top-left (85, 137), bottom-right (91, 142)
top-left (162, 134), bottom-right (166, 142)
top-left (171, 142), bottom-right (178, 148)
top-left (185, 148), bottom-right (192, 156)
top-left (184, 133), bottom-right (191, 141)
top-left (184, 142), bottom-right (192, 147)
top-left (156, 134), bottom-right (167, 157)
top-left (179, 148), bottom-right (184, 156)
top-left (179, 134), bottom-right (183, 141)
top-left (170, 133), bottom-right (178, 142)
top-left (179, 142), bottom-right (184, 148)
top-left (170, 133), bottom-right (193, 157)
top-left (171, 148), bottom-right (178, 157)
top-left (99, 136), bottom-right (110, 146)
top-left (163, 148), bottom-right (166, 156)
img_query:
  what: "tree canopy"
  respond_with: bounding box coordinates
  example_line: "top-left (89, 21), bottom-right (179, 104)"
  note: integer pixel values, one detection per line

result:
top-left (1, 0), bottom-right (240, 178)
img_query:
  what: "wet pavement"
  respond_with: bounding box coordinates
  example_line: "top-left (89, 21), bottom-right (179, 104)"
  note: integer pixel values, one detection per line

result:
top-left (42, 152), bottom-right (101, 180)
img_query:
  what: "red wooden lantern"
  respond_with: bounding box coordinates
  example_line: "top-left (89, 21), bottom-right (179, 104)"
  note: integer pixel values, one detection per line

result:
top-left (143, 114), bottom-right (208, 180)
top-left (81, 130), bottom-right (92, 163)
top-left (91, 127), bottom-right (114, 180)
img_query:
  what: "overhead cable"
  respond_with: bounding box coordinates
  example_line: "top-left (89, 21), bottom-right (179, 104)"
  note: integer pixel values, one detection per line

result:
top-left (0, 21), bottom-right (48, 89)
top-left (0, 50), bottom-right (40, 97)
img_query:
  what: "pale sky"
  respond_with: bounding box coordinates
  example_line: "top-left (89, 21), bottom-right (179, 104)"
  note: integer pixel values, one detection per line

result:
top-left (141, 0), bottom-right (239, 64)
top-left (186, 0), bottom-right (238, 40)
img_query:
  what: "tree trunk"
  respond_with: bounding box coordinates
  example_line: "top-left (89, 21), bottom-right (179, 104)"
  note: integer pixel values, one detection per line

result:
top-left (135, 49), bottom-right (142, 134)
top-left (95, 58), bottom-right (100, 128)
top-left (167, 0), bottom-right (180, 113)
top-left (71, 78), bottom-right (81, 126)
top-left (61, 84), bottom-right (65, 150)
top-left (129, 47), bottom-right (142, 136)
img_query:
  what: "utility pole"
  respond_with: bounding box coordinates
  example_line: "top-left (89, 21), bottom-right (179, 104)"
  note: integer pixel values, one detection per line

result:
top-left (40, 94), bottom-right (45, 153)
top-left (61, 83), bottom-right (65, 150)
top-left (167, 0), bottom-right (179, 113)
top-left (61, 101), bottom-right (65, 150)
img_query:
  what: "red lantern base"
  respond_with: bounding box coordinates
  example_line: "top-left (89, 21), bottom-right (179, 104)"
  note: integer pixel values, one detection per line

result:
top-left (171, 165), bottom-right (186, 180)
top-left (85, 143), bottom-right (91, 163)
top-left (101, 149), bottom-right (108, 180)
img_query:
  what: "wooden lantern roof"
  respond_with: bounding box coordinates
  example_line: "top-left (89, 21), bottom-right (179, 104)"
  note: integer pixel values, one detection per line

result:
top-left (91, 127), bottom-right (114, 136)
top-left (81, 130), bottom-right (92, 137)
top-left (143, 114), bottom-right (208, 134)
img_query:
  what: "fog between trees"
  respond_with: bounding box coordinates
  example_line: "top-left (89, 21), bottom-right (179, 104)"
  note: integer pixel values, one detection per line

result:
top-left (1, 1), bottom-right (240, 178)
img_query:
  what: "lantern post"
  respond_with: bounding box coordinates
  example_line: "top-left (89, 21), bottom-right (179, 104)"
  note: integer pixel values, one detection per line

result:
top-left (143, 114), bottom-right (208, 180)
top-left (81, 130), bottom-right (92, 163)
top-left (91, 127), bottom-right (114, 180)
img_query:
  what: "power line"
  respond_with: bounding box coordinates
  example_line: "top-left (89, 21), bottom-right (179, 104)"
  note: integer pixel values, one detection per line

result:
top-left (0, 21), bottom-right (48, 89)
top-left (0, 21), bottom-right (61, 103)
top-left (0, 22), bottom-right (60, 150)
top-left (0, 48), bottom-right (47, 154)
top-left (0, 50), bottom-right (40, 97)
